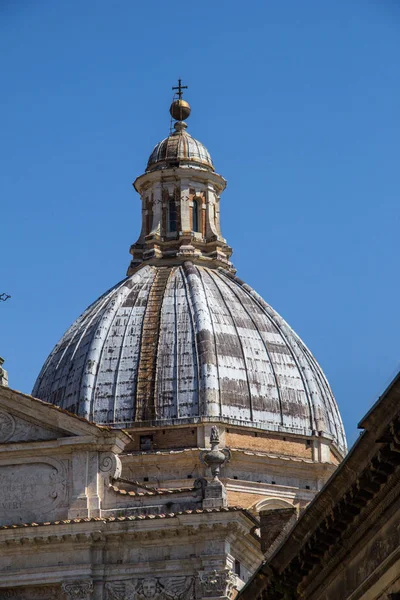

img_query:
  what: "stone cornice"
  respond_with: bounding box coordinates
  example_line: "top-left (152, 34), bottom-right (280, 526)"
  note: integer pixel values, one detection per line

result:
top-left (0, 387), bottom-right (131, 449)
top-left (0, 507), bottom-right (259, 546)
top-left (133, 166), bottom-right (227, 195)
top-left (299, 472), bottom-right (400, 598)
top-left (0, 436), bottom-right (127, 457)
top-left (224, 480), bottom-right (316, 503)
top-left (238, 374), bottom-right (400, 600)
top-left (123, 447), bottom-right (337, 474)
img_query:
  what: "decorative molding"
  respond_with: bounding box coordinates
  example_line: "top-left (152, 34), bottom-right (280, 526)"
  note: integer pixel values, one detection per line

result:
top-left (61, 580), bottom-right (93, 599)
top-left (0, 410), bottom-right (15, 442)
top-left (0, 586), bottom-right (59, 599)
top-left (198, 569), bottom-right (237, 598)
top-left (105, 576), bottom-right (194, 599)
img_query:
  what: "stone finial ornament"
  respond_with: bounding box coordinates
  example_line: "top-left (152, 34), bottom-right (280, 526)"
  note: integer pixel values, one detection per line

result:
top-left (200, 426), bottom-right (231, 481)
top-left (0, 357), bottom-right (8, 387)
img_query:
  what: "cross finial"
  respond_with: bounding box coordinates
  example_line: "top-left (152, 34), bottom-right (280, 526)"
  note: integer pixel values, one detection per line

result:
top-left (172, 79), bottom-right (188, 100)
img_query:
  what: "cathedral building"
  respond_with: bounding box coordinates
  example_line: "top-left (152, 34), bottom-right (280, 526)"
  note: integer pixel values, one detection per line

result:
top-left (0, 85), bottom-right (347, 599)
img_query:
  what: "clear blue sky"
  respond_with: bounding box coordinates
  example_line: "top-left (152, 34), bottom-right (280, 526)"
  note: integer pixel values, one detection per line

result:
top-left (1, 0), bottom-right (399, 447)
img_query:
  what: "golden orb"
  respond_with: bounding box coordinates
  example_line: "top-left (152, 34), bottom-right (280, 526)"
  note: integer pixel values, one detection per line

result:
top-left (170, 99), bottom-right (191, 122)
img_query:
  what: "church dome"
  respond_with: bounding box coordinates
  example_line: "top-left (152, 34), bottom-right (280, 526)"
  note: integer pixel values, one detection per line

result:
top-left (33, 83), bottom-right (347, 460)
top-left (146, 122), bottom-right (214, 172)
top-left (32, 262), bottom-right (346, 455)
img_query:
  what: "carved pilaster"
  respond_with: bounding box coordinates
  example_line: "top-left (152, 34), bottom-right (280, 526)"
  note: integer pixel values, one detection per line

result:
top-left (61, 580), bottom-right (93, 600)
top-left (197, 569), bottom-right (237, 599)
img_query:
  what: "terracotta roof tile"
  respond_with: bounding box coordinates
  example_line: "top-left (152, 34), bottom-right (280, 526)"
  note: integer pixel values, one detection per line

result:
top-left (110, 484), bottom-right (195, 497)
top-left (0, 507), bottom-right (255, 531)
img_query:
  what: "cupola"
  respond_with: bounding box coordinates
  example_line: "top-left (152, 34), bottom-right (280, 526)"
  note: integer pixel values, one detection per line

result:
top-left (127, 82), bottom-right (233, 274)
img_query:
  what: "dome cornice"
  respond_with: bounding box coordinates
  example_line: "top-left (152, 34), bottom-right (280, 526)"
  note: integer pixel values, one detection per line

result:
top-left (133, 166), bottom-right (227, 195)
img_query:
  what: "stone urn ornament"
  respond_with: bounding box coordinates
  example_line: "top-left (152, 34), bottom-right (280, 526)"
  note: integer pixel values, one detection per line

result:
top-left (200, 426), bottom-right (231, 481)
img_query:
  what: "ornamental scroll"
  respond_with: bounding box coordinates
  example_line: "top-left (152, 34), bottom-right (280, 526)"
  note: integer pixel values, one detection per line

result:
top-left (99, 452), bottom-right (122, 480)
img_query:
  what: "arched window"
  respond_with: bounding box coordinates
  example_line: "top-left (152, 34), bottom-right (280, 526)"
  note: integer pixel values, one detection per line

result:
top-left (193, 198), bottom-right (201, 233)
top-left (168, 198), bottom-right (177, 233)
top-left (146, 196), bottom-right (153, 235)
top-left (253, 498), bottom-right (294, 513)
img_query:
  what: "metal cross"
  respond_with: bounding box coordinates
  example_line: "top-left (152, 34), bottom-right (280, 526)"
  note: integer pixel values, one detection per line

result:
top-left (172, 79), bottom-right (188, 99)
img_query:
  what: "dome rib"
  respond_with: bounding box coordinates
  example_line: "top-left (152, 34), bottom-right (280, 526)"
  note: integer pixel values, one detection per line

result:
top-left (218, 269), bottom-right (347, 448)
top-left (211, 269), bottom-right (284, 427)
top-left (180, 267), bottom-right (201, 410)
top-left (107, 268), bottom-right (155, 423)
top-left (154, 268), bottom-right (180, 419)
top-left (33, 282), bottom-right (125, 412)
top-left (219, 270), bottom-right (317, 433)
top-left (86, 291), bottom-right (125, 421)
top-left (204, 268), bottom-right (254, 421)
top-left (182, 262), bottom-right (220, 418)
top-left (301, 343), bottom-right (345, 449)
top-left (58, 291), bottom-right (116, 412)
top-left (135, 267), bottom-right (172, 421)
top-left (81, 273), bottom-right (150, 421)
top-left (196, 266), bottom-right (222, 418)
top-left (215, 269), bottom-right (308, 428)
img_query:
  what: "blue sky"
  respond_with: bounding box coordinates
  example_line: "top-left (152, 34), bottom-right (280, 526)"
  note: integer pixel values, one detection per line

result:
top-left (1, 0), bottom-right (399, 446)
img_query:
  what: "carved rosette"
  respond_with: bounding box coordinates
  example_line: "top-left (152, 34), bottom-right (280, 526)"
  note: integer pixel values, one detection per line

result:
top-left (61, 580), bottom-right (93, 599)
top-left (99, 452), bottom-right (122, 480)
top-left (198, 569), bottom-right (237, 598)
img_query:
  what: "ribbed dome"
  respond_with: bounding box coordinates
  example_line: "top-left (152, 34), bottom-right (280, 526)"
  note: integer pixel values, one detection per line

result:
top-left (146, 123), bottom-right (214, 172)
top-left (33, 263), bottom-right (346, 454)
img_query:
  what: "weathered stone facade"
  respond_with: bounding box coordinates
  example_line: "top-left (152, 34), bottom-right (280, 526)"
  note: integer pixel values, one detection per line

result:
top-left (0, 386), bottom-right (263, 599)
top-left (0, 381), bottom-right (341, 599)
